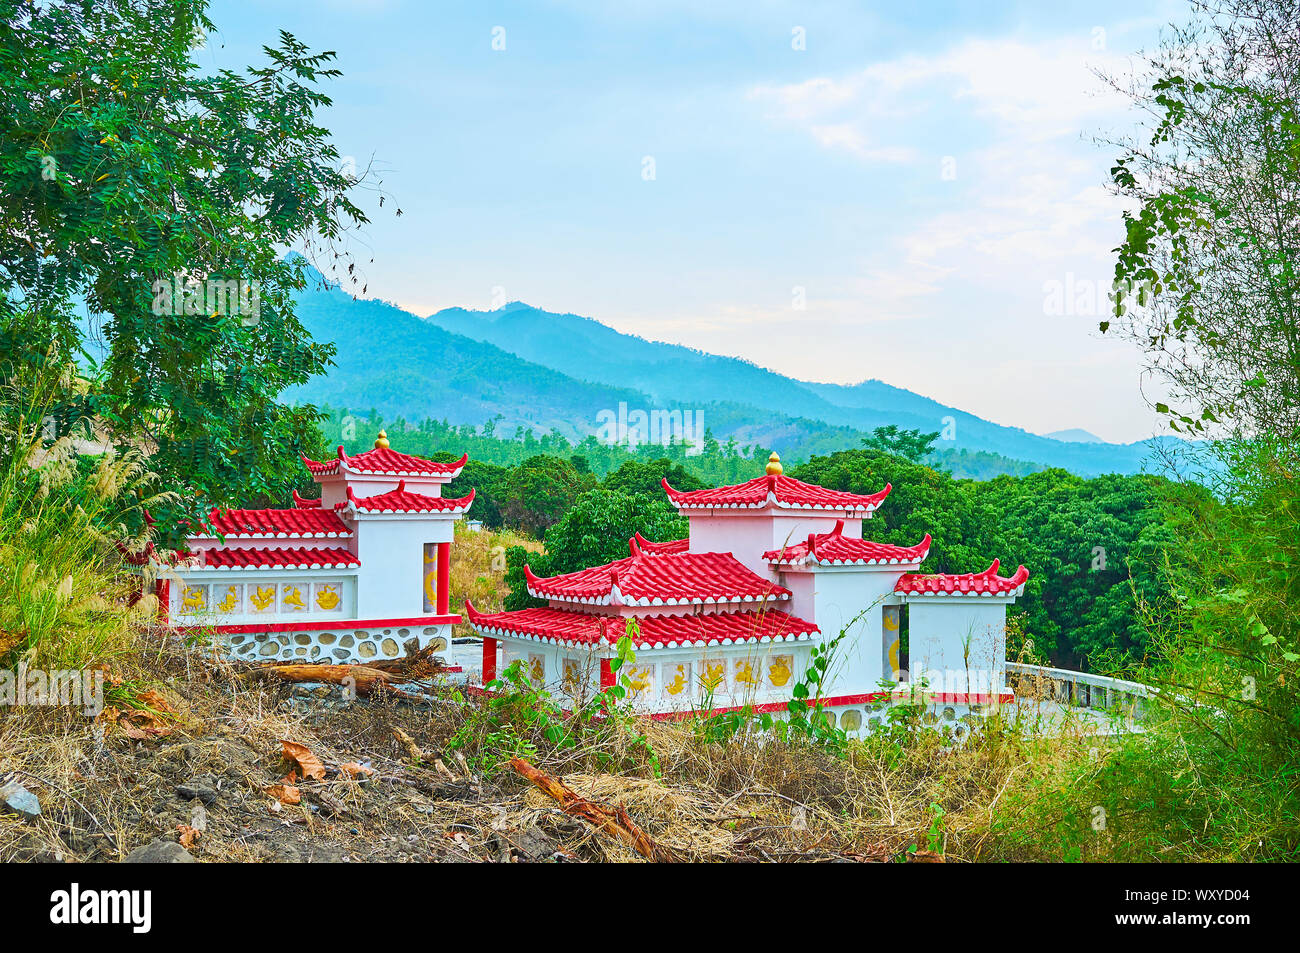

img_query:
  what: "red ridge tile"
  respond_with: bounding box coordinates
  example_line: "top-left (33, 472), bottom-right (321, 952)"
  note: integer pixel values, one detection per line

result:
top-left (465, 602), bottom-right (818, 647)
top-left (662, 474), bottom-right (891, 512)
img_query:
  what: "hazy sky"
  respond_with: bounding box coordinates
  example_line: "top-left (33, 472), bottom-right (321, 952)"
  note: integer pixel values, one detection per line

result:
top-left (209, 0), bottom-right (1187, 444)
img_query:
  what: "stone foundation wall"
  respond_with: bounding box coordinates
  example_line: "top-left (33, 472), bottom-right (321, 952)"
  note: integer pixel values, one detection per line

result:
top-left (218, 624), bottom-right (451, 664)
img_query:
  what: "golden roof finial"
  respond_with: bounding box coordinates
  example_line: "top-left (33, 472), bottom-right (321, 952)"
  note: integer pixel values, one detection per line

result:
top-left (765, 451), bottom-right (783, 476)
top-left (374, 429), bottom-right (390, 450)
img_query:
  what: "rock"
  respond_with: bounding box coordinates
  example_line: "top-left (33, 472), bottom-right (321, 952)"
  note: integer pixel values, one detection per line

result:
top-left (0, 780), bottom-right (41, 820)
top-left (175, 774), bottom-right (219, 805)
top-left (123, 838), bottom-right (197, 863)
top-left (491, 826), bottom-right (560, 862)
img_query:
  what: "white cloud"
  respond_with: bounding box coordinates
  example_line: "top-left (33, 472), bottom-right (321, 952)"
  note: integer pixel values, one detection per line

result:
top-left (752, 34), bottom-right (1134, 142)
top-left (808, 123), bottom-right (917, 162)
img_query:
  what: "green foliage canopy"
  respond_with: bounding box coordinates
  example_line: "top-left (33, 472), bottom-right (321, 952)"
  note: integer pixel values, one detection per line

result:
top-left (0, 0), bottom-right (369, 522)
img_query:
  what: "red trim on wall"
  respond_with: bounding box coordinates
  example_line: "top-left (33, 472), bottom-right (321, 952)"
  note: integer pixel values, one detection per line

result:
top-left (481, 636), bottom-right (497, 684)
top-left (174, 614), bottom-right (461, 635)
top-left (156, 579), bottom-right (170, 624)
top-left (600, 658), bottom-right (615, 690)
top-left (436, 541), bottom-right (451, 616)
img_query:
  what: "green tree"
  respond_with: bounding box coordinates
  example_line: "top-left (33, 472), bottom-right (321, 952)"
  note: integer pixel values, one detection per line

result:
top-left (861, 425), bottom-right (940, 462)
top-left (447, 459), bottom-right (508, 529)
top-left (974, 0), bottom-right (1300, 861)
top-left (1103, 0), bottom-right (1299, 444)
top-left (602, 457), bottom-right (706, 498)
top-left (500, 454), bottom-right (597, 536)
top-left (0, 0), bottom-right (374, 526)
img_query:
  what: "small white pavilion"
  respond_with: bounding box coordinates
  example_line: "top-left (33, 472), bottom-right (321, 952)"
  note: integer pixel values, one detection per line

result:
top-left (138, 433), bottom-right (473, 664)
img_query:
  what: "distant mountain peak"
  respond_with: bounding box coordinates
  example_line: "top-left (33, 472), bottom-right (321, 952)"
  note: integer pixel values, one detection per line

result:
top-left (1044, 428), bottom-right (1104, 444)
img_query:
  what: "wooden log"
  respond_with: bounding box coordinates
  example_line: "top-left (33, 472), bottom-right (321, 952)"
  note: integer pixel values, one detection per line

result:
top-left (509, 758), bottom-right (665, 861)
top-left (253, 663), bottom-right (406, 696)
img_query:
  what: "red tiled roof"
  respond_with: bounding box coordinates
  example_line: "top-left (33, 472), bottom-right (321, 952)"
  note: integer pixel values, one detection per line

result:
top-left (464, 601), bottom-right (818, 648)
top-left (338, 481), bottom-right (475, 515)
top-left (764, 519), bottom-right (931, 567)
top-left (292, 489), bottom-right (321, 509)
top-left (200, 547), bottom-right (360, 570)
top-left (895, 560), bottom-right (1029, 597)
top-left (523, 551), bottom-right (789, 606)
top-left (631, 532), bottom-right (689, 555)
top-left (662, 475), bottom-right (891, 513)
top-left (193, 508), bottom-right (351, 539)
top-left (302, 446), bottom-right (467, 478)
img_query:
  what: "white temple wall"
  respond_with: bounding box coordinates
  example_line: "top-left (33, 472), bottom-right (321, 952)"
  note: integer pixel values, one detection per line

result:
top-left (495, 639), bottom-right (817, 714)
top-left (352, 515), bottom-right (455, 618)
top-left (688, 515), bottom-right (781, 577)
top-left (687, 511), bottom-right (861, 577)
top-left (808, 568), bottom-right (903, 698)
top-left (769, 511), bottom-right (863, 545)
top-left (169, 569), bottom-right (358, 624)
top-left (779, 571), bottom-right (817, 624)
top-left (907, 600), bottom-right (1008, 694)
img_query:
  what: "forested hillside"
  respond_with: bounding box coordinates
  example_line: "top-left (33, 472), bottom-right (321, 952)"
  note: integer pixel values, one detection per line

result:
top-left (288, 277), bottom-right (1186, 476)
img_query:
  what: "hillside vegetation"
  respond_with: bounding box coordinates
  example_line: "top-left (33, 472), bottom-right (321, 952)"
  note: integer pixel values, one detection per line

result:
top-left (288, 279), bottom-right (1181, 477)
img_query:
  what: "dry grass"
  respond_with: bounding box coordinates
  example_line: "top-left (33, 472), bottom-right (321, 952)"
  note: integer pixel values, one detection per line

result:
top-left (449, 523), bottom-right (541, 639)
top-left (1, 629), bottom-right (1126, 863)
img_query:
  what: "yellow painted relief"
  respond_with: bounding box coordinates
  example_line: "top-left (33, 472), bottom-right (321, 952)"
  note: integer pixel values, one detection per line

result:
top-left (734, 658), bottom-right (759, 687)
top-left (562, 658), bottom-right (580, 694)
top-left (250, 585), bottom-right (275, 612)
top-left (180, 585), bottom-right (206, 613)
top-left (314, 584), bottom-right (341, 611)
top-left (281, 584), bottom-right (307, 612)
top-left (768, 655), bottom-right (793, 687)
top-left (528, 654), bottom-right (545, 684)
top-left (423, 544), bottom-right (438, 613)
top-left (664, 664), bottom-right (689, 697)
top-left (215, 585), bottom-right (239, 614)
top-left (626, 665), bottom-right (653, 697)
top-left (700, 659), bottom-right (726, 693)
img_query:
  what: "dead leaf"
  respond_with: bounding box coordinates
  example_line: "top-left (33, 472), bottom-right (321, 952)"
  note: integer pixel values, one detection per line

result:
top-left (265, 784), bottom-right (301, 805)
top-left (177, 824), bottom-right (200, 848)
top-left (280, 741), bottom-right (325, 781)
top-left (96, 691), bottom-right (177, 739)
top-left (339, 762), bottom-right (375, 779)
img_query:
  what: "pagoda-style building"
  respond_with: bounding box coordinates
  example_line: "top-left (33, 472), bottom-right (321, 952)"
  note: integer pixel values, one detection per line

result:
top-left (467, 453), bottom-right (1028, 736)
top-left (144, 433), bottom-right (473, 664)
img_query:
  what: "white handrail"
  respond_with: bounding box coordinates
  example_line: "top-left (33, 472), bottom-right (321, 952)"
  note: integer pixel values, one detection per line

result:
top-left (1005, 661), bottom-right (1156, 713)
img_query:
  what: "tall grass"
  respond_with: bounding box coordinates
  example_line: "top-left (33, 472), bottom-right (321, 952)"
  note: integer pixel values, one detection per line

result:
top-left (984, 440), bottom-right (1300, 861)
top-left (0, 359), bottom-right (172, 670)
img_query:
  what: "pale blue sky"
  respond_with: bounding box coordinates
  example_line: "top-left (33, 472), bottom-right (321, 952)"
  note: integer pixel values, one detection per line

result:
top-left (208, 0), bottom-right (1186, 443)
